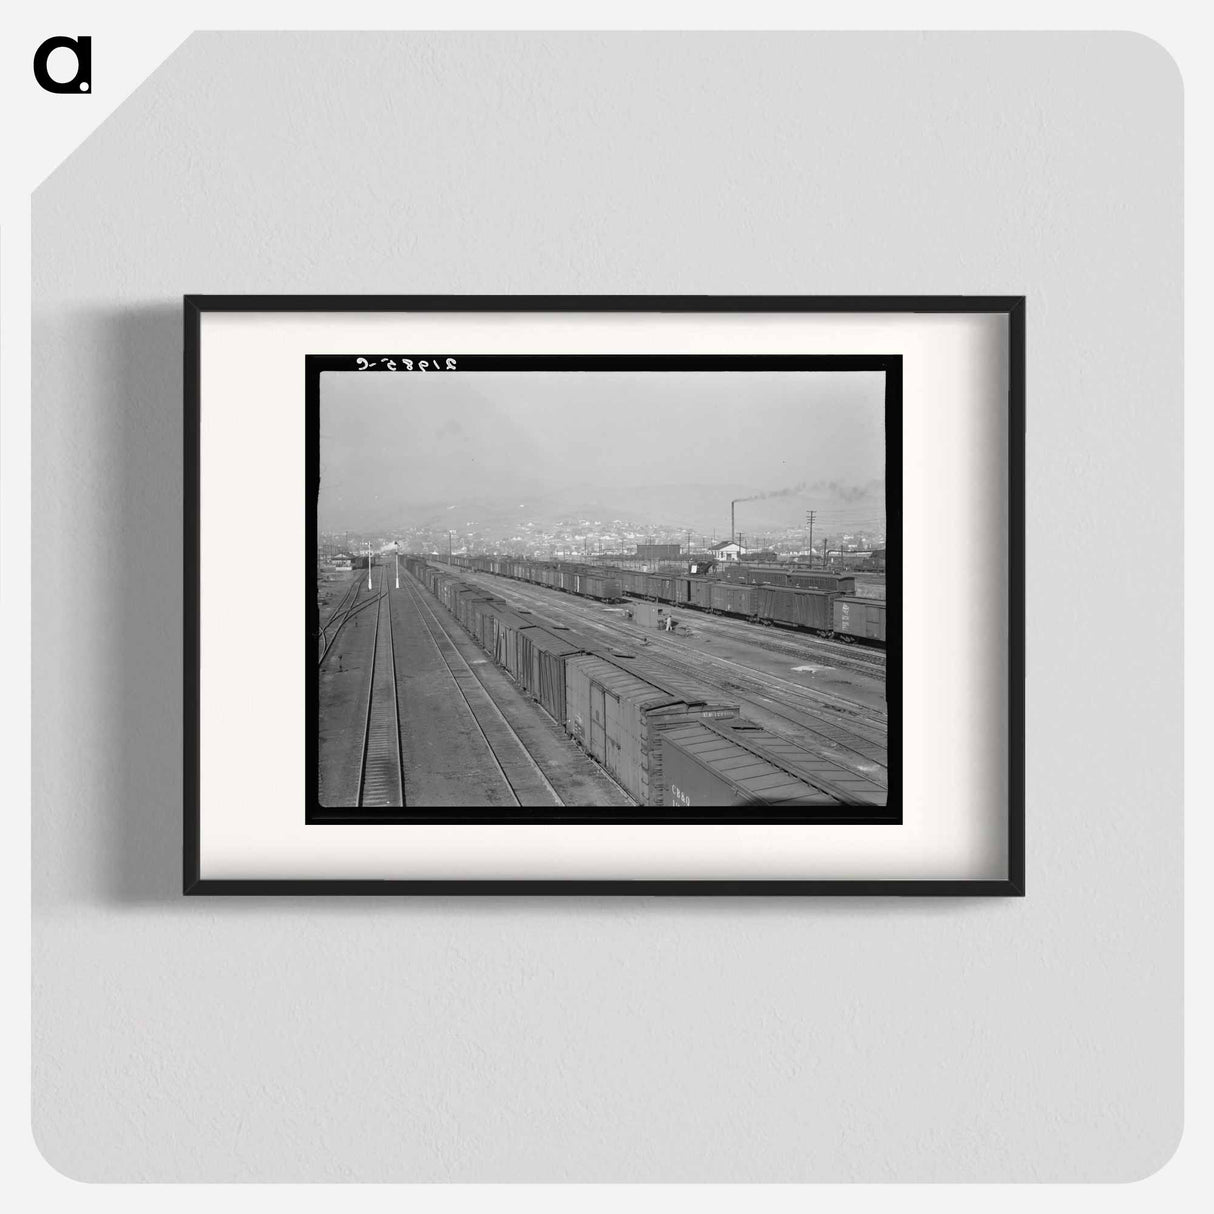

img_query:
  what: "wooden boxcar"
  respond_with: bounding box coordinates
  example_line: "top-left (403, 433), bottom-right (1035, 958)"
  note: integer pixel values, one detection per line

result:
top-left (434, 574), bottom-right (462, 613)
top-left (755, 586), bottom-right (835, 633)
top-left (786, 571), bottom-right (857, 594)
top-left (744, 568), bottom-right (791, 587)
top-left (517, 626), bottom-right (585, 723)
top-left (484, 607), bottom-right (535, 676)
top-left (722, 720), bottom-right (887, 806)
top-left (660, 719), bottom-right (888, 811)
top-left (687, 577), bottom-right (714, 610)
top-left (564, 654), bottom-right (738, 805)
top-left (454, 587), bottom-right (498, 636)
top-left (660, 721), bottom-right (842, 808)
top-left (708, 582), bottom-right (758, 618)
top-left (832, 595), bottom-right (887, 644)
top-left (617, 569), bottom-right (649, 597)
top-left (577, 571), bottom-right (622, 602)
top-left (645, 573), bottom-right (668, 600)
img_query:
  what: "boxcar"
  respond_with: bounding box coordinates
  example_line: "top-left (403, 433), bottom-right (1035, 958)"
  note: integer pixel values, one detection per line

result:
top-left (660, 721), bottom-right (842, 808)
top-left (660, 719), bottom-right (888, 811)
top-left (724, 720), bottom-right (888, 806)
top-left (454, 587), bottom-right (495, 635)
top-left (687, 577), bottom-right (714, 610)
top-left (655, 573), bottom-right (694, 602)
top-left (755, 586), bottom-right (835, 633)
top-left (833, 595), bottom-right (887, 644)
top-left (517, 627), bottom-right (584, 723)
top-left (579, 572), bottom-right (622, 602)
top-left (642, 574), bottom-right (662, 600)
top-left (485, 607), bottom-right (535, 676)
top-left (615, 652), bottom-right (739, 719)
top-left (564, 654), bottom-right (739, 805)
top-left (462, 593), bottom-right (491, 647)
top-left (708, 582), bottom-right (758, 618)
top-left (617, 569), bottom-right (648, 597)
top-left (435, 575), bottom-right (460, 613)
top-left (786, 571), bottom-right (857, 594)
top-left (745, 568), bottom-right (790, 587)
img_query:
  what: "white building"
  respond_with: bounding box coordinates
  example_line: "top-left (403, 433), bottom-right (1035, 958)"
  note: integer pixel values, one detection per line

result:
top-left (709, 540), bottom-right (746, 563)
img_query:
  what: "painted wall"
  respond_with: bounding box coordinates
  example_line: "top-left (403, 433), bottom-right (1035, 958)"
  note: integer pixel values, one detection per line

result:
top-left (32, 32), bottom-right (1181, 1181)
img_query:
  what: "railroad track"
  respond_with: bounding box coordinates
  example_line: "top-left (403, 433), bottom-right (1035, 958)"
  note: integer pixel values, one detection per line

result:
top-left (624, 622), bottom-right (889, 733)
top-left (443, 568), bottom-right (888, 785)
top-left (317, 570), bottom-right (382, 666)
top-left (401, 575), bottom-right (565, 808)
top-left (353, 567), bottom-right (405, 808)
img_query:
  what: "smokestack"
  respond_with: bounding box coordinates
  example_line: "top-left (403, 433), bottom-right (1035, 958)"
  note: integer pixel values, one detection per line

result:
top-left (731, 499), bottom-right (737, 546)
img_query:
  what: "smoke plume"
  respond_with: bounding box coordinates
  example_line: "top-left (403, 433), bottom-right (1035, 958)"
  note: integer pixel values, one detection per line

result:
top-left (732, 479), bottom-right (880, 505)
top-left (732, 482), bottom-right (807, 504)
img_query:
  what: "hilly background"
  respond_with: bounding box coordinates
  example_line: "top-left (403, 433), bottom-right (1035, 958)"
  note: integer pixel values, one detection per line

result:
top-left (355, 480), bottom-right (886, 538)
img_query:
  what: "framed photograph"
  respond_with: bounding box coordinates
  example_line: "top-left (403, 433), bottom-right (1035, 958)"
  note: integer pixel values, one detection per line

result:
top-left (185, 296), bottom-right (1023, 894)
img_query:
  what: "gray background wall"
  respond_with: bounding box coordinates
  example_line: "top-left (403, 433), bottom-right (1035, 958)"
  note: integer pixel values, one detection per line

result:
top-left (32, 33), bottom-right (1182, 1181)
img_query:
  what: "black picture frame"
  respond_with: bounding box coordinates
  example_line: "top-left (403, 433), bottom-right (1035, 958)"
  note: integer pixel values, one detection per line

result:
top-left (184, 295), bottom-right (1025, 896)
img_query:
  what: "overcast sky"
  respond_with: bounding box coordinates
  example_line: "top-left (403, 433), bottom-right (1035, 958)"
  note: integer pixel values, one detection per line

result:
top-left (319, 369), bottom-right (886, 534)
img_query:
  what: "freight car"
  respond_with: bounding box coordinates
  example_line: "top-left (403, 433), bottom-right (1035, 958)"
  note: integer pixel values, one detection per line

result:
top-left (754, 585), bottom-right (836, 635)
top-left (786, 571), bottom-right (857, 594)
top-left (717, 564), bottom-right (857, 594)
top-left (564, 653), bottom-right (739, 805)
top-left (661, 719), bottom-right (888, 812)
top-left (707, 581), bottom-right (758, 619)
top-left (444, 555), bottom-right (623, 602)
top-left (832, 595), bottom-right (887, 644)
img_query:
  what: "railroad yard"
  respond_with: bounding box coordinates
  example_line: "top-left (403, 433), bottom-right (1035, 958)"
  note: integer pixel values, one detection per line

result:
top-left (316, 555), bottom-right (891, 814)
top-left (317, 563), bottom-right (632, 811)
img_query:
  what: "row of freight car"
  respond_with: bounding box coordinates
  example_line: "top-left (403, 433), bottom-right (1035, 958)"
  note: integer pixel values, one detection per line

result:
top-left (452, 556), bottom-right (624, 604)
top-left (443, 555), bottom-right (887, 645)
top-left (624, 572), bottom-right (887, 644)
top-left (714, 564), bottom-right (857, 593)
top-left (405, 557), bottom-right (888, 813)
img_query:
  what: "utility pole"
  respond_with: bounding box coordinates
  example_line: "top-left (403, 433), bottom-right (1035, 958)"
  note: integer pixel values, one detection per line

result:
top-left (366, 542), bottom-right (372, 590)
top-left (395, 547), bottom-right (399, 589)
top-left (805, 510), bottom-right (816, 566)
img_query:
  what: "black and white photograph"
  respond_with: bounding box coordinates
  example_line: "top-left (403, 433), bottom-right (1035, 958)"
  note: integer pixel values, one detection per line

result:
top-left (309, 355), bottom-right (901, 823)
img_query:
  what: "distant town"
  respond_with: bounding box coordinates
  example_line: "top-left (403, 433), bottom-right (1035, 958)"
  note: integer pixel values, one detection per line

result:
top-left (319, 516), bottom-right (885, 568)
